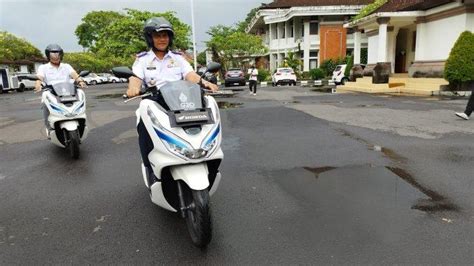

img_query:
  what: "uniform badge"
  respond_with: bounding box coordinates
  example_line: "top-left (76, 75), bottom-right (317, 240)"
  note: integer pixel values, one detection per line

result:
top-left (167, 59), bottom-right (176, 68)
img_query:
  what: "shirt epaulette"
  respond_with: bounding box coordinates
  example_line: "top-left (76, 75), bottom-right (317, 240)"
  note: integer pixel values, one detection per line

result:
top-left (171, 51), bottom-right (183, 55)
top-left (136, 51), bottom-right (147, 58)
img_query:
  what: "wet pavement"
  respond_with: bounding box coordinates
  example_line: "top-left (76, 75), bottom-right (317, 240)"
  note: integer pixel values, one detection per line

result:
top-left (1, 84), bottom-right (473, 264)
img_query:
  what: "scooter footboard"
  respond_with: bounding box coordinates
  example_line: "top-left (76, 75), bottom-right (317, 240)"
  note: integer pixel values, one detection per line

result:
top-left (170, 163), bottom-right (209, 191)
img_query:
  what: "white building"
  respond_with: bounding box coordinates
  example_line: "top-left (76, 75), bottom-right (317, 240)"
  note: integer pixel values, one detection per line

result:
top-left (346, 0), bottom-right (474, 78)
top-left (246, 0), bottom-right (373, 72)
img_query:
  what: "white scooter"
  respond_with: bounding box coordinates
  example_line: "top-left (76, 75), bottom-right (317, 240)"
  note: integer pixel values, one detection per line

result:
top-left (113, 63), bottom-right (223, 248)
top-left (24, 71), bottom-right (90, 159)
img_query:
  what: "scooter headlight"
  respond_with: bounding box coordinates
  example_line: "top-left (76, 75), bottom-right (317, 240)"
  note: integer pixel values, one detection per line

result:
top-left (72, 101), bottom-right (85, 115)
top-left (201, 125), bottom-right (220, 154)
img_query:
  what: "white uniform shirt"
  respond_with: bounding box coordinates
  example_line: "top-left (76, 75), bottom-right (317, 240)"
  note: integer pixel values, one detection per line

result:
top-left (37, 63), bottom-right (74, 84)
top-left (132, 50), bottom-right (194, 89)
top-left (248, 68), bottom-right (258, 81)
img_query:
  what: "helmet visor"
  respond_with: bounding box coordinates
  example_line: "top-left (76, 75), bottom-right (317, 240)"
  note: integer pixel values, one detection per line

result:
top-left (49, 52), bottom-right (61, 60)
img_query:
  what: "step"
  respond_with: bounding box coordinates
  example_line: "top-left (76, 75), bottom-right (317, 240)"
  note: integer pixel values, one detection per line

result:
top-left (338, 82), bottom-right (400, 93)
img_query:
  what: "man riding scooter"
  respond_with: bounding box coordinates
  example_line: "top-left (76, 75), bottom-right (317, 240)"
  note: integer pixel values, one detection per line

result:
top-left (127, 17), bottom-right (218, 183)
top-left (36, 44), bottom-right (86, 136)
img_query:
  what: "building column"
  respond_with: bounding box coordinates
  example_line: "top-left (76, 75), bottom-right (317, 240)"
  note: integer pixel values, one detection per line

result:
top-left (277, 53), bottom-right (283, 68)
top-left (374, 17), bottom-right (391, 83)
top-left (354, 29), bottom-right (362, 64)
top-left (377, 17), bottom-right (389, 62)
top-left (303, 20), bottom-right (310, 72)
top-left (414, 20), bottom-right (425, 61)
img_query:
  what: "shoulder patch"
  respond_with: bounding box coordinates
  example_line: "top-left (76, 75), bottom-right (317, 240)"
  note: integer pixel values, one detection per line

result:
top-left (136, 51), bottom-right (147, 58)
top-left (171, 50), bottom-right (183, 55)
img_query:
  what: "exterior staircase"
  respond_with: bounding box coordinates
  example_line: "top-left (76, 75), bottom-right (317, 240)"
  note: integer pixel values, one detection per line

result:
top-left (338, 73), bottom-right (448, 96)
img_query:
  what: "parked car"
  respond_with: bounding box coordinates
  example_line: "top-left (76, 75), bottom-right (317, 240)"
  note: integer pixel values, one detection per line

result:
top-left (98, 73), bottom-right (121, 83)
top-left (83, 73), bottom-right (103, 85)
top-left (224, 68), bottom-right (245, 87)
top-left (332, 64), bottom-right (348, 85)
top-left (272, 67), bottom-right (297, 86)
top-left (197, 67), bottom-right (218, 84)
top-left (15, 72), bottom-right (36, 91)
top-left (0, 68), bottom-right (29, 93)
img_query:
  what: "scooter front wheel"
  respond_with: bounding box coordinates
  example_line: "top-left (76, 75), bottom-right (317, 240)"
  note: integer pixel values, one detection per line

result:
top-left (185, 189), bottom-right (212, 248)
top-left (68, 130), bottom-right (80, 159)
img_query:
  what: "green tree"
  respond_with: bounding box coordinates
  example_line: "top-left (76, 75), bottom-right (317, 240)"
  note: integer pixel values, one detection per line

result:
top-left (281, 52), bottom-right (301, 73)
top-left (75, 11), bottom-right (125, 50)
top-left (206, 25), bottom-right (267, 71)
top-left (0, 31), bottom-right (42, 61)
top-left (75, 9), bottom-right (191, 58)
top-left (197, 51), bottom-right (207, 66)
top-left (444, 31), bottom-right (474, 86)
top-left (63, 52), bottom-right (135, 73)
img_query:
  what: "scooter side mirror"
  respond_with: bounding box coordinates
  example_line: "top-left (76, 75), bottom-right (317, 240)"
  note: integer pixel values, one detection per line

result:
top-left (206, 62), bottom-right (221, 73)
top-left (79, 70), bottom-right (90, 77)
top-left (112, 66), bottom-right (137, 80)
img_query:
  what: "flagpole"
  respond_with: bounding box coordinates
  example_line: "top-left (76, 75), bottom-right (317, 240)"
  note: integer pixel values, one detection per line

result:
top-left (191, 0), bottom-right (197, 71)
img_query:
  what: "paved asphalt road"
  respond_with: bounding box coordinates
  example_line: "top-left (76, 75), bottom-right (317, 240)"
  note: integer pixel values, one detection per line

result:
top-left (1, 84), bottom-right (473, 264)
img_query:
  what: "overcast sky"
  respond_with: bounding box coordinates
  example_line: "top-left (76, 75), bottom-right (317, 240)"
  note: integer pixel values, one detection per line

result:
top-left (0, 0), bottom-right (270, 53)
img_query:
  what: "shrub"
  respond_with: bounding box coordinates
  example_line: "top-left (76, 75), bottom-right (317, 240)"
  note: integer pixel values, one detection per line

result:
top-left (444, 31), bottom-right (474, 85)
top-left (345, 54), bottom-right (354, 77)
top-left (257, 68), bottom-right (271, 81)
top-left (361, 48), bottom-right (368, 65)
top-left (309, 68), bottom-right (325, 80)
top-left (319, 57), bottom-right (348, 77)
top-left (299, 71), bottom-right (311, 80)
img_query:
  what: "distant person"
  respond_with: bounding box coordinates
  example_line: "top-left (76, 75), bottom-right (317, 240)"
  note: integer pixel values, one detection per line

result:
top-left (248, 65), bottom-right (258, 95)
top-left (455, 87), bottom-right (473, 120)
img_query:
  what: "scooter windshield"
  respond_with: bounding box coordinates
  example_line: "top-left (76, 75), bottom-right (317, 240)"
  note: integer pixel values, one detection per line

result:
top-left (160, 81), bottom-right (203, 111)
top-left (50, 81), bottom-right (76, 97)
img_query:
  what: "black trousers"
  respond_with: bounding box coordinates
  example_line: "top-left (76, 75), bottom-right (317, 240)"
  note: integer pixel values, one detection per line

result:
top-left (464, 89), bottom-right (474, 116)
top-left (249, 80), bottom-right (257, 93)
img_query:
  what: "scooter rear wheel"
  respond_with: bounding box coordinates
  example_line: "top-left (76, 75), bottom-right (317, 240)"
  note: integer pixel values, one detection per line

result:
top-left (68, 130), bottom-right (80, 159)
top-left (185, 189), bottom-right (212, 248)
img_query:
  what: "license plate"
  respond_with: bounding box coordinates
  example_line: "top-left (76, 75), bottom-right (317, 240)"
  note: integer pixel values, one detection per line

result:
top-left (233, 82), bottom-right (239, 85)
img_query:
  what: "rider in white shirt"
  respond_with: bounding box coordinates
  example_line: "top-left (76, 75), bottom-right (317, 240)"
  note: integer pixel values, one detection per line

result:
top-left (35, 44), bottom-right (86, 131)
top-left (127, 17), bottom-right (218, 177)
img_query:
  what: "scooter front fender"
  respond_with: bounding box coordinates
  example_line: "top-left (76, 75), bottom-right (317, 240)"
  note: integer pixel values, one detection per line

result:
top-left (170, 163), bottom-right (209, 191)
top-left (59, 120), bottom-right (79, 131)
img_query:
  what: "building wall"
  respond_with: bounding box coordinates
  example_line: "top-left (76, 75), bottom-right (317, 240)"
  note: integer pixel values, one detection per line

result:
top-left (367, 35), bottom-right (379, 64)
top-left (319, 24), bottom-right (347, 63)
top-left (416, 13), bottom-right (469, 61)
top-left (467, 12), bottom-right (474, 30)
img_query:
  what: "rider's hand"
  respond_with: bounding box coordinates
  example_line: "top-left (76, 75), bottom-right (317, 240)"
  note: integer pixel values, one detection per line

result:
top-left (78, 81), bottom-right (87, 89)
top-left (126, 77), bottom-right (142, 98)
top-left (34, 83), bottom-right (42, 93)
top-left (204, 81), bottom-right (219, 92)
